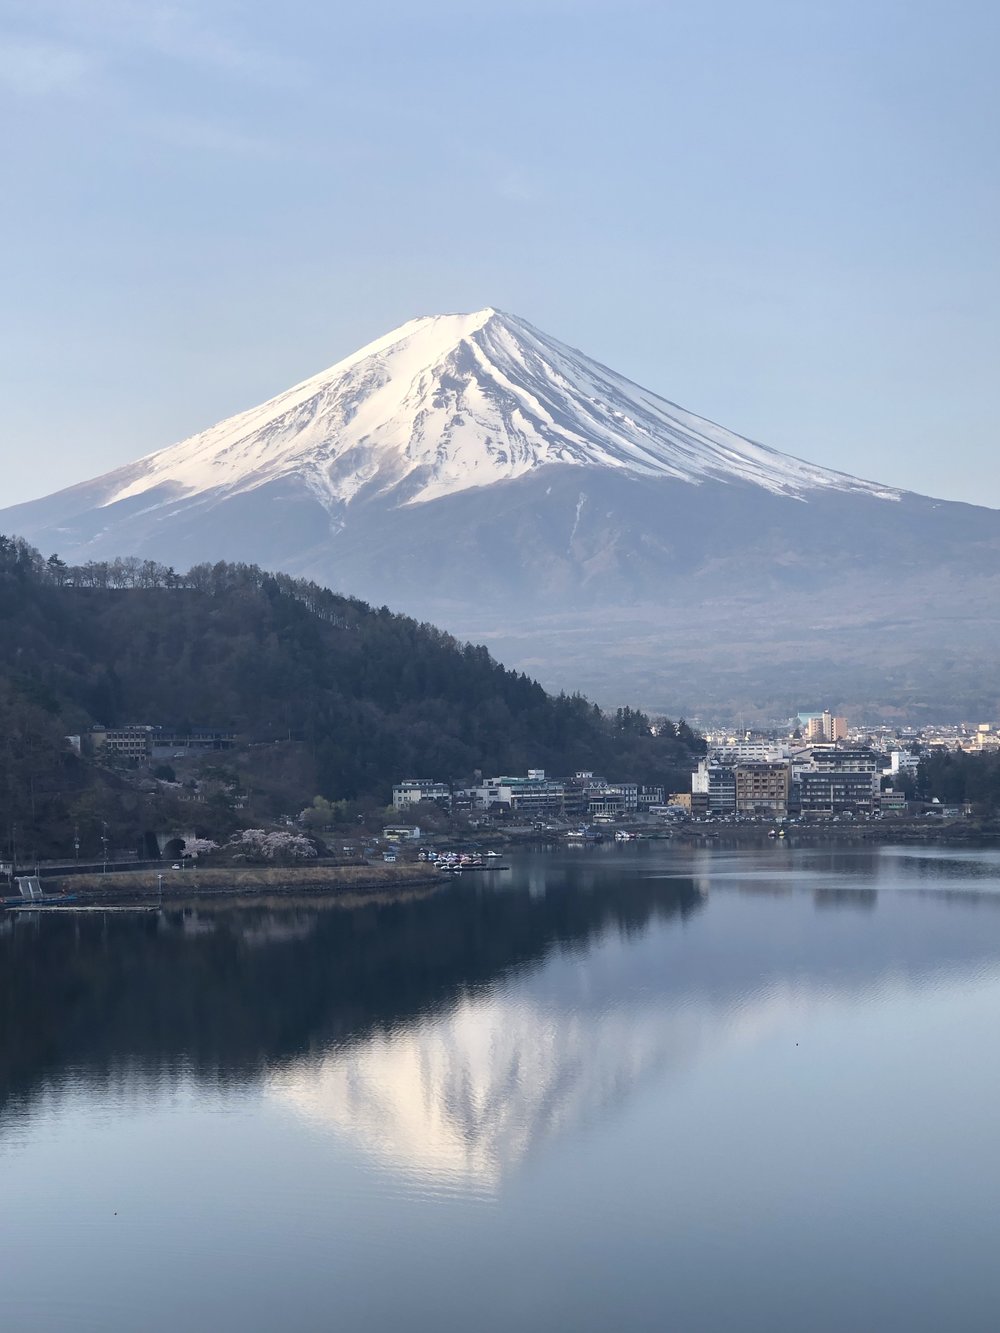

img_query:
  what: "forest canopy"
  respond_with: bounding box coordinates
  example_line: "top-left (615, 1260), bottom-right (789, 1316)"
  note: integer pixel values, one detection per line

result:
top-left (0, 535), bottom-right (705, 858)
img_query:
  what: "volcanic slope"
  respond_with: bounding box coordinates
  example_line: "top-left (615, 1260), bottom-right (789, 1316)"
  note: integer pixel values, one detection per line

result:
top-left (4, 308), bottom-right (999, 719)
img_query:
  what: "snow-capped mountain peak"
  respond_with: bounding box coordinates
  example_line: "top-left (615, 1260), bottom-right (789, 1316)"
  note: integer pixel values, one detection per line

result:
top-left (99, 307), bottom-right (900, 514)
top-left (6, 307), bottom-right (998, 719)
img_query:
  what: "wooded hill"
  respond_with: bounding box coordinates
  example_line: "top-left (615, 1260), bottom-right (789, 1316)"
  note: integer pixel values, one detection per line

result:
top-left (0, 535), bottom-right (705, 860)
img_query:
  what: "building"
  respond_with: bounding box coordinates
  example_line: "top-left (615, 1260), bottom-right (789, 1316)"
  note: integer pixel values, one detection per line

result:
top-left (461, 771), bottom-right (566, 818)
top-left (637, 785), bottom-right (665, 809)
top-left (563, 772), bottom-right (597, 820)
top-left (796, 746), bottom-right (879, 816)
top-left (811, 747), bottom-right (879, 774)
top-left (563, 774), bottom-right (661, 821)
top-left (890, 750), bottom-right (920, 780)
top-left (91, 724), bottom-right (238, 762)
top-left (801, 711), bottom-right (848, 743)
top-left (90, 725), bottom-right (154, 761)
top-left (587, 783), bottom-right (639, 818)
top-left (710, 741), bottom-right (789, 764)
top-left (805, 714), bottom-right (848, 746)
top-left (150, 726), bottom-right (237, 758)
top-left (692, 759), bottom-right (737, 815)
top-left (800, 769), bottom-right (878, 816)
top-left (735, 763), bottom-right (790, 817)
top-left (879, 789), bottom-right (907, 815)
top-left (392, 779), bottom-right (453, 811)
top-left (796, 711), bottom-right (825, 732)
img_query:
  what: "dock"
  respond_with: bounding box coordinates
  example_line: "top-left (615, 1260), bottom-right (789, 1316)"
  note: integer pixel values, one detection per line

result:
top-left (436, 863), bottom-right (510, 873)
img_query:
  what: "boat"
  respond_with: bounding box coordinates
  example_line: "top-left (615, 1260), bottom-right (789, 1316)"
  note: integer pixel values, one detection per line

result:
top-left (566, 826), bottom-right (602, 841)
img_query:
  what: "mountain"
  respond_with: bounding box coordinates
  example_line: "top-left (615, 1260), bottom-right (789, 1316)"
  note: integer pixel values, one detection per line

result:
top-left (4, 309), bottom-right (1000, 720)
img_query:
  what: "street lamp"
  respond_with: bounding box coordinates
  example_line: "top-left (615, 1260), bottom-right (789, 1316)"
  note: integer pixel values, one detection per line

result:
top-left (101, 821), bottom-right (109, 875)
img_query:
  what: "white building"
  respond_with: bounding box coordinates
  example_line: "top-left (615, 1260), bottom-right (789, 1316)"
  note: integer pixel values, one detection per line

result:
top-left (460, 773), bottom-right (566, 817)
top-left (710, 741), bottom-right (789, 764)
top-left (889, 751), bottom-right (920, 778)
top-left (392, 779), bottom-right (452, 811)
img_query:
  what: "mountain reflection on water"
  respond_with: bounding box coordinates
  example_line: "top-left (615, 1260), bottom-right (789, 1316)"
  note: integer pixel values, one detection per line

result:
top-left (4, 846), bottom-right (1000, 1192)
top-left (0, 861), bottom-right (701, 1130)
top-left (271, 988), bottom-right (707, 1191)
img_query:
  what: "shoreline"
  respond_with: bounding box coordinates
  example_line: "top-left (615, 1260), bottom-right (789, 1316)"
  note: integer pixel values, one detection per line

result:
top-left (16, 863), bottom-right (441, 907)
top-left (671, 820), bottom-right (1000, 847)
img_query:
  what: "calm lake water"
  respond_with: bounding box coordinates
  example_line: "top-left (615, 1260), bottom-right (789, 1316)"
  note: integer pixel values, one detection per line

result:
top-left (3, 844), bottom-right (1000, 1332)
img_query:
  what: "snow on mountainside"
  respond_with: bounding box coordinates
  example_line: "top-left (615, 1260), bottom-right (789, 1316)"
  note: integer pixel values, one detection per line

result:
top-left (93, 307), bottom-right (900, 514)
top-left (5, 306), bottom-right (1000, 718)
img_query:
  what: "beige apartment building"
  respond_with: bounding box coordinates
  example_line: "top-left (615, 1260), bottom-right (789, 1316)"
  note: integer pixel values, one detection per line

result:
top-left (805, 711), bottom-right (848, 743)
top-left (735, 762), bottom-right (791, 817)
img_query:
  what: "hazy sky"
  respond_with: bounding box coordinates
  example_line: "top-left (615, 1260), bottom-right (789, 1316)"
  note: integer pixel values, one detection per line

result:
top-left (2, 0), bottom-right (998, 508)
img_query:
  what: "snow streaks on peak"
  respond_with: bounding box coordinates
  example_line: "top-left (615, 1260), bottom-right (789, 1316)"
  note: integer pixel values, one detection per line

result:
top-left (101, 308), bottom-right (899, 514)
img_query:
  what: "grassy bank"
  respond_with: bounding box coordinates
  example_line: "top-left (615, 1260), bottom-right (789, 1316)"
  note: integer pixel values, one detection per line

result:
top-left (54, 862), bottom-right (438, 902)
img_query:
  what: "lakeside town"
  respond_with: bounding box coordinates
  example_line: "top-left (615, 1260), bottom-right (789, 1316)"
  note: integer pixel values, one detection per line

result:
top-left (6, 704), bottom-right (992, 904)
top-left (71, 706), bottom-right (1000, 844)
top-left (389, 709), bottom-right (998, 834)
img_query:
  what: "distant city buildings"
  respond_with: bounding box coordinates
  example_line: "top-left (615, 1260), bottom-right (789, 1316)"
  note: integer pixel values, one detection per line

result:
top-left (391, 739), bottom-right (927, 825)
top-left (393, 770), bottom-right (665, 824)
top-left (384, 711), bottom-right (999, 832)
top-left (62, 700), bottom-right (1000, 836)
top-left (390, 709), bottom-right (987, 831)
top-left (691, 724), bottom-right (911, 820)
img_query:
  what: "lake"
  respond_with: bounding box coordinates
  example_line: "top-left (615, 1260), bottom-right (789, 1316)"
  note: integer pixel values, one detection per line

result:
top-left (3, 843), bottom-right (1000, 1332)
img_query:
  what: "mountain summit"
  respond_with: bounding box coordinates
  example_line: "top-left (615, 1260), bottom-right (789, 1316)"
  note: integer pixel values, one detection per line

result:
top-left (3, 310), bottom-right (999, 719)
top-left (32, 307), bottom-right (897, 522)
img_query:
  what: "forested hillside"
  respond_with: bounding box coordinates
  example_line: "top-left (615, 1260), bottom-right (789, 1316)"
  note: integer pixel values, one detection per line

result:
top-left (919, 749), bottom-right (1000, 807)
top-left (0, 535), bottom-right (704, 860)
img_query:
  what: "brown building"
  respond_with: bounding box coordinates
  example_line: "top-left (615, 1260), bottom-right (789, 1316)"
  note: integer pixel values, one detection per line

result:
top-left (735, 762), bottom-right (790, 817)
top-left (805, 711), bottom-right (848, 743)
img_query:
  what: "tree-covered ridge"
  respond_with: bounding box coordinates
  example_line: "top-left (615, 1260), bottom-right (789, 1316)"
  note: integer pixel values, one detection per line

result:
top-left (0, 535), bottom-right (704, 859)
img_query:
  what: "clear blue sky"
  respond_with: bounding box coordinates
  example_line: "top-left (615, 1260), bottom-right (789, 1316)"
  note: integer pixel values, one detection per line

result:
top-left (2, 0), bottom-right (997, 507)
